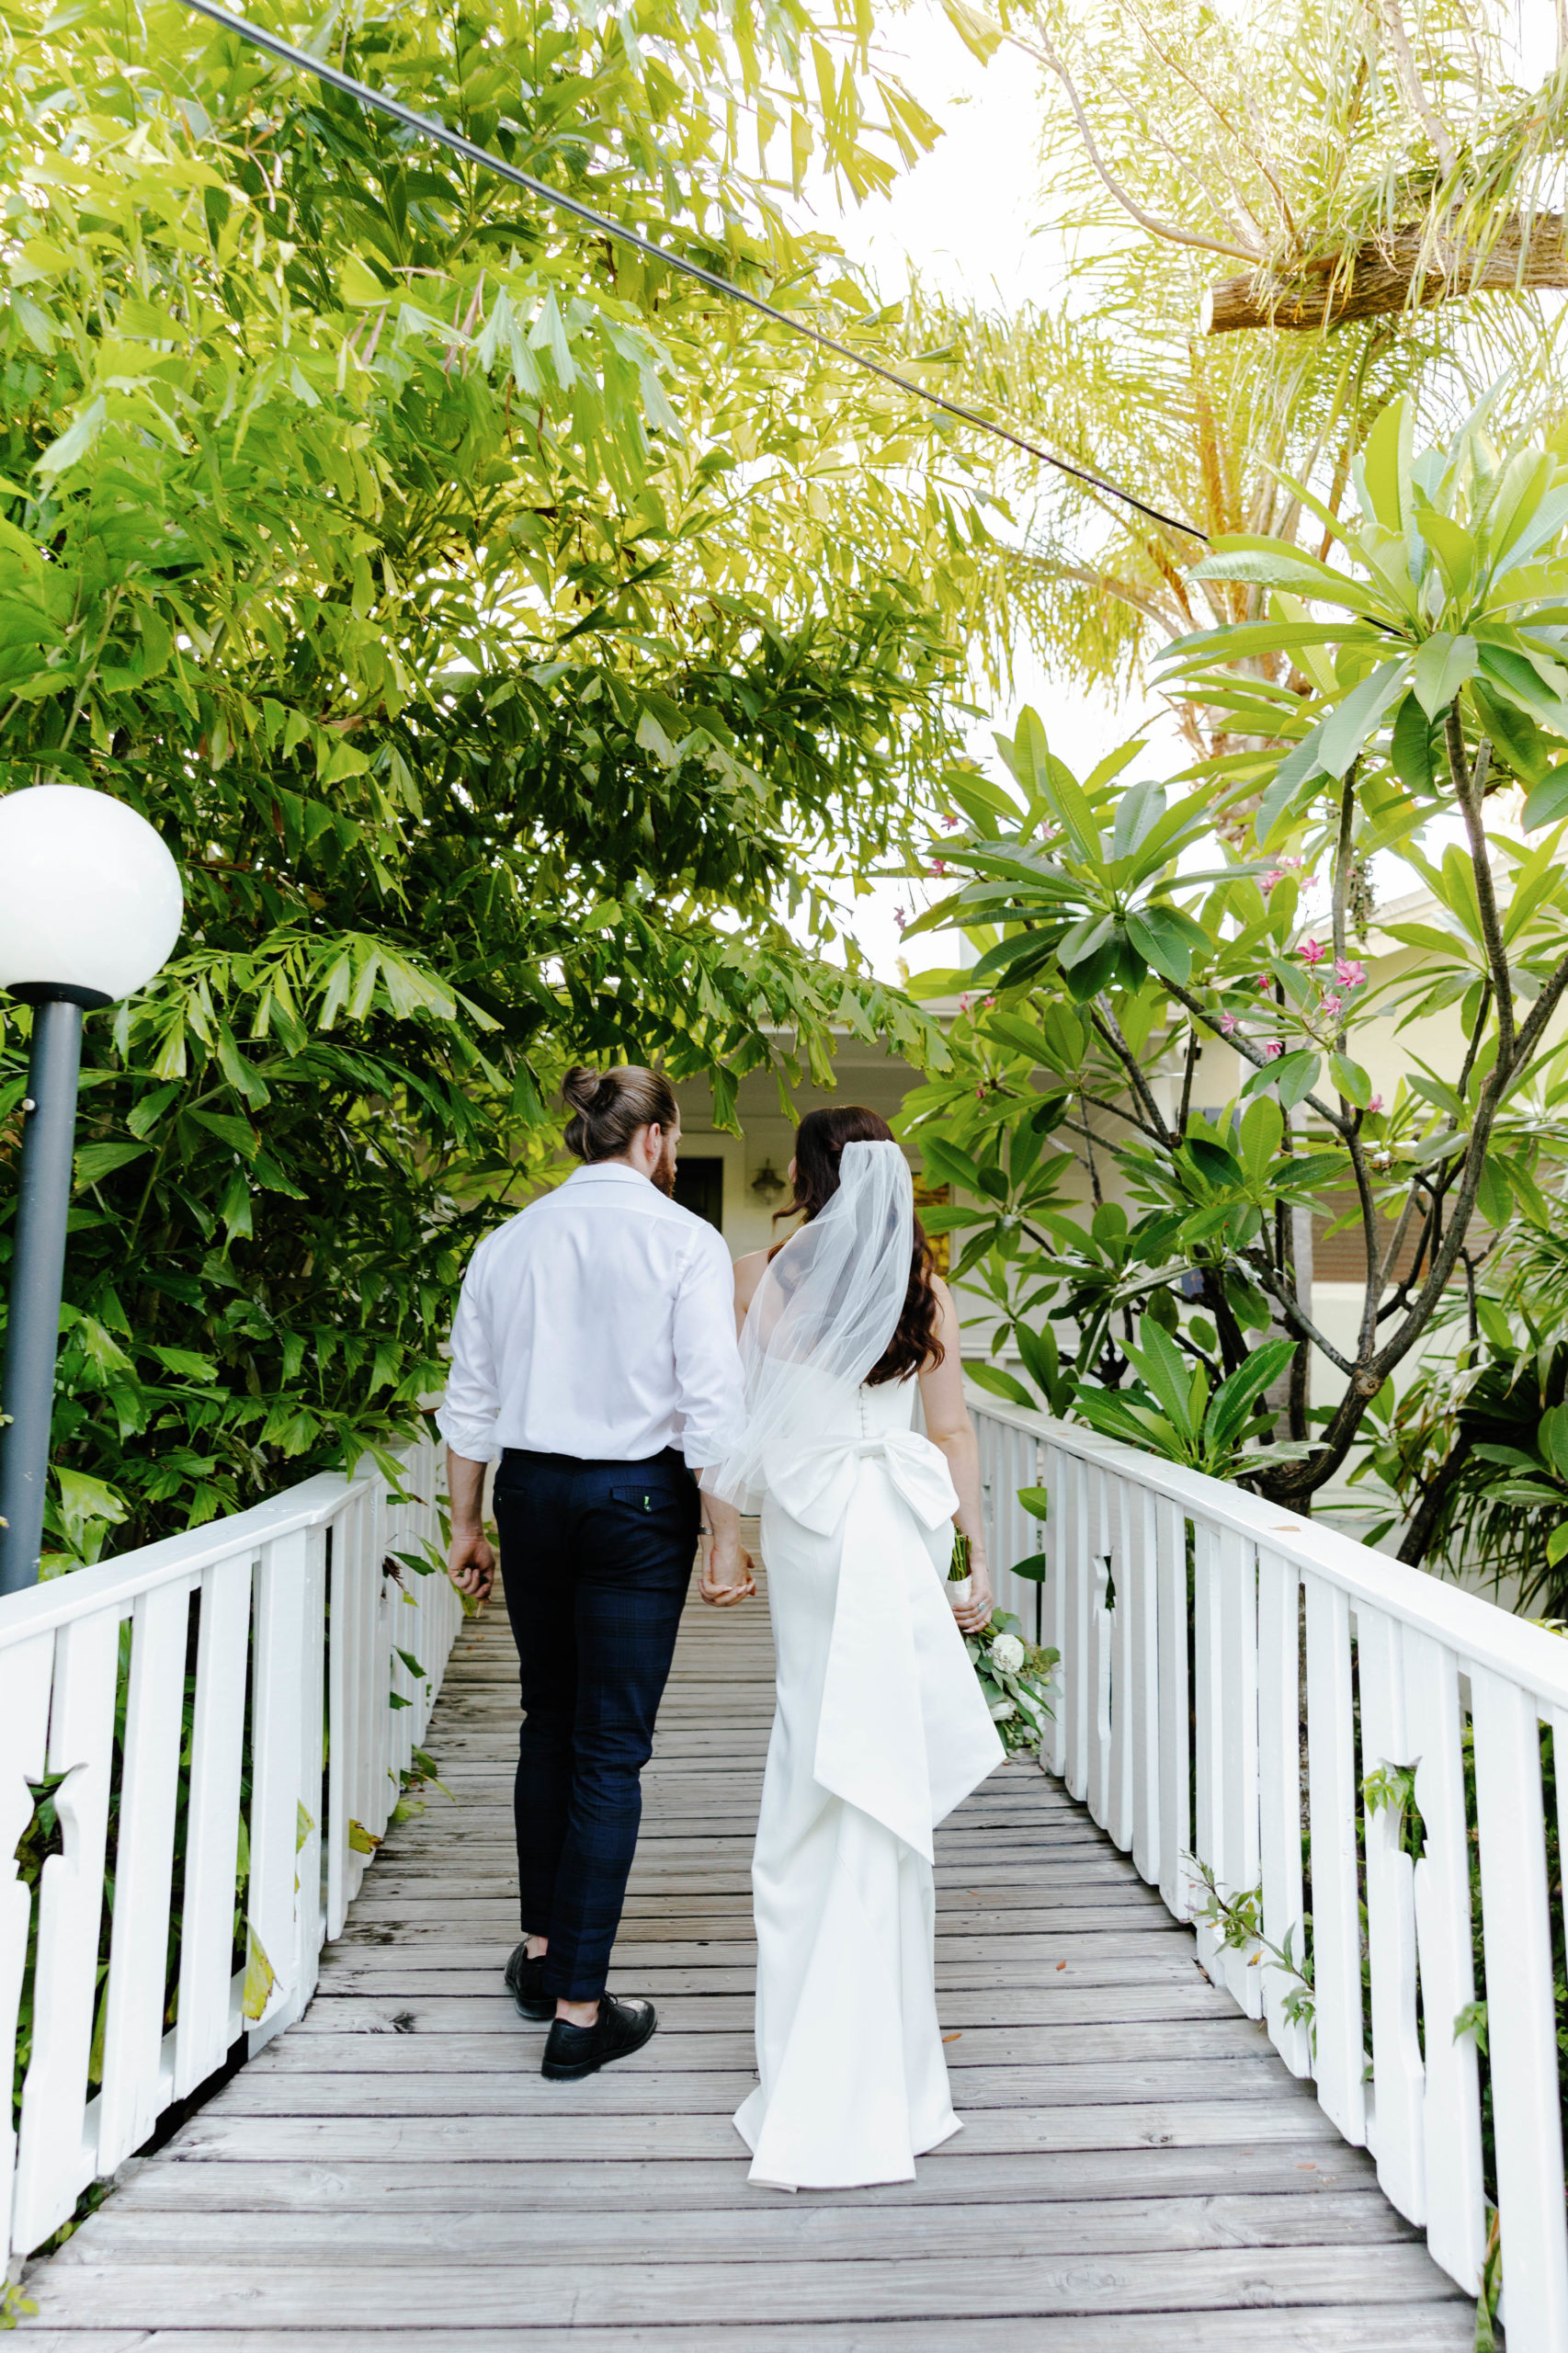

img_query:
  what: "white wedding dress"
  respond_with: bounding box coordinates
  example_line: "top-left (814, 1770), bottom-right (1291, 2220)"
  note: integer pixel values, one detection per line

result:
top-left (733, 1368), bottom-right (1005, 2189)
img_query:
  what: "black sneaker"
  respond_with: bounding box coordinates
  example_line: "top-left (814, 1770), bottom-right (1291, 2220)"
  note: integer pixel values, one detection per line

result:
top-left (504, 1941), bottom-right (553, 2022)
top-left (540, 1994), bottom-right (658, 2081)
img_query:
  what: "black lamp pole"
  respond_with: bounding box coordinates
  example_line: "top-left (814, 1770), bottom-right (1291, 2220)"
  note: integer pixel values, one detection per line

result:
top-left (0, 985), bottom-right (103, 1597)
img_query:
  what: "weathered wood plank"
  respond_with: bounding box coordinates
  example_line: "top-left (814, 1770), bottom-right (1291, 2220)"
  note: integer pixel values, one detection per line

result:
top-left (253, 2022), bottom-right (1285, 2075)
top-left (154, 2097), bottom-right (1349, 2161)
top-left (54, 2188), bottom-right (1415, 2267)
top-left (291, 1983), bottom-right (1245, 2034)
top-left (22, 2245), bottom-right (1468, 2327)
top-left (93, 2143), bottom-right (1380, 2213)
top-left (6, 2315), bottom-right (1479, 2352)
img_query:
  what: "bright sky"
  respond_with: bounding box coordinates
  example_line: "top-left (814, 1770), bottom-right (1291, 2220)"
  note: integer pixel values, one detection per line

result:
top-left (790, 1), bottom-right (1179, 981)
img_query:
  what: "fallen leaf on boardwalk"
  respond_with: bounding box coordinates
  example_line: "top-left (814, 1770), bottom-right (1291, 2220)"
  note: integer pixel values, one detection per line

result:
top-left (1056, 1961), bottom-right (1066, 1972)
top-left (942, 2032), bottom-right (962, 2043)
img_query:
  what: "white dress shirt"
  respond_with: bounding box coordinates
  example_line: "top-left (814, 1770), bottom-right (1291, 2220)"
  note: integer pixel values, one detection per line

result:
top-left (436, 1163), bottom-right (744, 1469)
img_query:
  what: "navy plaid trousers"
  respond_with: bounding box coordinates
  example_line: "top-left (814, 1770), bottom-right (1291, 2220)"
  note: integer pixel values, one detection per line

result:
top-left (494, 1445), bottom-right (699, 2003)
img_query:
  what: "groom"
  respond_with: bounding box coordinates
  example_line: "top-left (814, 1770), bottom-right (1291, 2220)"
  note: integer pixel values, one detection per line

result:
top-left (438, 1065), bottom-right (751, 2081)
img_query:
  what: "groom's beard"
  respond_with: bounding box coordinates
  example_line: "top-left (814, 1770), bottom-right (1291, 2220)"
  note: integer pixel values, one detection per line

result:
top-left (652, 1139), bottom-right (677, 1199)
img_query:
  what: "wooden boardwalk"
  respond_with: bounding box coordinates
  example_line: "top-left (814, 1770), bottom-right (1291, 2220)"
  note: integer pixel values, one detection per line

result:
top-left (26, 1568), bottom-right (1474, 2349)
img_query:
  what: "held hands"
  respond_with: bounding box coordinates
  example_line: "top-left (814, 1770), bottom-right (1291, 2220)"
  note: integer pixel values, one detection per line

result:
top-left (699, 1531), bottom-right (756, 1608)
top-left (447, 1524), bottom-right (496, 1604)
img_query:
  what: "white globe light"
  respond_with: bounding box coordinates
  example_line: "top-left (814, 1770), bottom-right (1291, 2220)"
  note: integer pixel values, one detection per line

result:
top-left (0, 785), bottom-right (184, 1004)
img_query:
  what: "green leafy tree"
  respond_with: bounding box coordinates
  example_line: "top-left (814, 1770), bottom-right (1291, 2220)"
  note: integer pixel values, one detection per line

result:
top-left (0, 0), bottom-right (997, 1564)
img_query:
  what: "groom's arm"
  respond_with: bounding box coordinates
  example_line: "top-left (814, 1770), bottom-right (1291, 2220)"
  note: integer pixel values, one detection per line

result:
top-left (697, 1484), bottom-right (753, 1607)
top-left (446, 1448), bottom-right (496, 1601)
top-left (672, 1229), bottom-right (754, 1604)
top-left (436, 1246), bottom-right (500, 1602)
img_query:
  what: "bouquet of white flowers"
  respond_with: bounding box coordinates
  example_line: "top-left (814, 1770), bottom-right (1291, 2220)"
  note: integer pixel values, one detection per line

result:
top-left (965, 1611), bottom-right (1058, 1756)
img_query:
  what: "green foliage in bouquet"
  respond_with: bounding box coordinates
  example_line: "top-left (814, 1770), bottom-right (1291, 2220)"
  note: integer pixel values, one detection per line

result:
top-left (966, 1613), bottom-right (1058, 1755)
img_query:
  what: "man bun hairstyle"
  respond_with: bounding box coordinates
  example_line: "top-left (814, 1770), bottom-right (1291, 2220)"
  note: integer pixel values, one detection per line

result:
top-left (561, 1064), bottom-right (679, 1164)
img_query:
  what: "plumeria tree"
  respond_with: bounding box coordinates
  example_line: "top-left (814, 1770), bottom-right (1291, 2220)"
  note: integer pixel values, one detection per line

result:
top-left (902, 392), bottom-right (1568, 1549)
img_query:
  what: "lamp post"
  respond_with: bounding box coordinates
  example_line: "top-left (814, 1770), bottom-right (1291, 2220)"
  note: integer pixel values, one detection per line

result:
top-left (0, 787), bottom-right (183, 1595)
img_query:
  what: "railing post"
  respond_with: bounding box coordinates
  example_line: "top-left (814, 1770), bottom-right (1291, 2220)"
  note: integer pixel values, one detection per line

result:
top-left (0, 1633), bottom-right (53, 2266)
top-left (1358, 1608), bottom-right (1426, 2222)
top-left (1214, 1528), bottom-right (1262, 2016)
top-left (1471, 1665), bottom-right (1568, 2347)
top-left (1153, 1494), bottom-right (1189, 1921)
top-left (1405, 1629), bottom-right (1483, 2291)
top-left (247, 1528), bottom-right (309, 2052)
top-left (11, 1611), bottom-right (119, 2251)
top-left (1256, 1547), bottom-right (1311, 2077)
top-left (173, 1552), bottom-right (252, 2098)
top-left (97, 1580), bottom-right (189, 2168)
top-left (1303, 1575), bottom-right (1367, 2147)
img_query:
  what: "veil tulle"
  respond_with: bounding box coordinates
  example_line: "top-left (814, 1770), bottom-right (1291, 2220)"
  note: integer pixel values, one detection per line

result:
top-left (704, 1140), bottom-right (915, 1513)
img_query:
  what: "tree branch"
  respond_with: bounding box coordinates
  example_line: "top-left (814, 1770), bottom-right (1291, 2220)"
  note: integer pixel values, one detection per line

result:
top-left (1177, 1022), bottom-right (1199, 1134)
top-left (1161, 974), bottom-right (1353, 1136)
top-left (1242, 1247), bottom-right (1358, 1375)
top-left (1381, 0), bottom-right (1457, 176)
top-left (1090, 1003), bottom-right (1175, 1145)
top-left (1448, 715), bottom-right (1513, 1068)
top-left (1203, 214), bottom-right (1568, 333)
top-left (1016, 21), bottom-right (1259, 264)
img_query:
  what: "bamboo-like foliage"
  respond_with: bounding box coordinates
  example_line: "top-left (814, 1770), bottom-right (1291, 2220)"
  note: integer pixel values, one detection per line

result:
top-left (0, 0), bottom-right (1022, 1563)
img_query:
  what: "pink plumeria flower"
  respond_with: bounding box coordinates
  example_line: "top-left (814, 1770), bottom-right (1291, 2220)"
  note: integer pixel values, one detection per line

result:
top-left (1261, 868), bottom-right (1285, 894)
top-left (1334, 958), bottom-right (1366, 988)
top-left (1298, 938), bottom-right (1326, 965)
top-left (1263, 1040), bottom-right (1284, 1062)
top-left (1369, 1094), bottom-right (1384, 1115)
top-left (929, 858), bottom-right (950, 877)
top-left (1257, 973), bottom-right (1274, 994)
top-left (894, 906), bottom-right (907, 932)
top-left (959, 993), bottom-right (971, 1014)
top-left (1321, 992), bottom-right (1344, 1018)
top-left (942, 811), bottom-right (960, 830)
top-left (1219, 1012), bottom-right (1238, 1035)
top-left (983, 995), bottom-right (996, 1008)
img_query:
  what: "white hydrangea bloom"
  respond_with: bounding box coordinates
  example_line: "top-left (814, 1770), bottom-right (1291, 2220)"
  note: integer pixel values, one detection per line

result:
top-left (989, 1699), bottom-right (1017, 1722)
top-left (990, 1632), bottom-right (1026, 1676)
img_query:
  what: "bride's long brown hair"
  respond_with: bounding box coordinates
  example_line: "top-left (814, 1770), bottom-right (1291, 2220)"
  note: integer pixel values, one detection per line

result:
top-left (771, 1106), bottom-right (945, 1385)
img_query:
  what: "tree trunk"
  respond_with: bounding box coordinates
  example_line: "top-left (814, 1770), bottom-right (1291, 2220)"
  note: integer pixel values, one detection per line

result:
top-left (1395, 1431), bottom-right (1474, 1567)
top-left (1203, 215), bottom-right (1568, 335)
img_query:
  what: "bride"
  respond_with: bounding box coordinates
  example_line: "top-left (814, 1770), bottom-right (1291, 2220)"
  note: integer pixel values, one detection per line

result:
top-left (701, 1108), bottom-right (1006, 2191)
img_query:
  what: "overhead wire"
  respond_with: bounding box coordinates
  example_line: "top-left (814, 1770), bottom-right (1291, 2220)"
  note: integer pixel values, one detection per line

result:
top-left (175, 0), bottom-right (1210, 545)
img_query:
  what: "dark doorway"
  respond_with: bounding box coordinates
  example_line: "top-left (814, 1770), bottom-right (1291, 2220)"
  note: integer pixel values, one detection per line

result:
top-left (674, 1156), bottom-right (723, 1232)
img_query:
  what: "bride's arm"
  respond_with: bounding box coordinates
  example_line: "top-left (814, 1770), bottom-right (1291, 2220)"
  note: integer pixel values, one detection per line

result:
top-left (918, 1281), bottom-right (994, 1633)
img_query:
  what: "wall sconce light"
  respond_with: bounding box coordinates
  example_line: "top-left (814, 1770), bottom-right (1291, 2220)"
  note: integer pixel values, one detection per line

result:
top-left (750, 1160), bottom-right (787, 1203)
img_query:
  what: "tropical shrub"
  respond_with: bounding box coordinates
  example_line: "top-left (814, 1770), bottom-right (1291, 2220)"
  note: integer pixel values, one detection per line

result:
top-left (0, 0), bottom-right (994, 1563)
top-left (903, 392), bottom-right (1568, 1549)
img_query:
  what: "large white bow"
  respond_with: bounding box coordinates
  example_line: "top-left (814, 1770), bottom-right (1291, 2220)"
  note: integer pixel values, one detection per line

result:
top-left (764, 1427), bottom-right (997, 1860)
top-left (764, 1428), bottom-right (959, 1540)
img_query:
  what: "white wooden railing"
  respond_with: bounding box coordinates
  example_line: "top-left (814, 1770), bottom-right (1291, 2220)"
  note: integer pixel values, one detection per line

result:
top-left (0, 1427), bottom-right (459, 2268)
top-left (971, 1389), bottom-right (1568, 2350)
